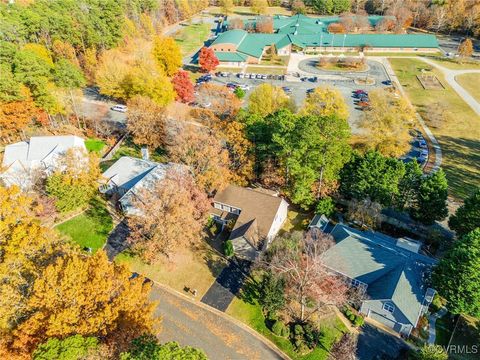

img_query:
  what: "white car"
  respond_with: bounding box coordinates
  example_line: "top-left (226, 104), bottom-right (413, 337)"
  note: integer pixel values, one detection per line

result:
top-left (239, 84), bottom-right (250, 91)
top-left (202, 102), bottom-right (212, 108)
top-left (238, 73), bottom-right (244, 78)
top-left (249, 73), bottom-right (256, 79)
top-left (111, 104), bottom-right (127, 113)
top-left (261, 74), bottom-right (267, 79)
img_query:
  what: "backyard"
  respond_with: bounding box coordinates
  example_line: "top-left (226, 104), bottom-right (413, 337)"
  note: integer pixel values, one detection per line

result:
top-left (56, 199), bottom-right (113, 252)
top-left (85, 138), bottom-right (106, 153)
top-left (173, 22), bottom-right (211, 56)
top-left (390, 57), bottom-right (480, 200)
top-left (455, 73), bottom-right (480, 103)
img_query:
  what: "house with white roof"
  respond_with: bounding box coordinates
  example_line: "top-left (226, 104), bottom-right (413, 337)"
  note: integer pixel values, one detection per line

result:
top-left (1, 135), bottom-right (86, 189)
top-left (100, 156), bottom-right (180, 215)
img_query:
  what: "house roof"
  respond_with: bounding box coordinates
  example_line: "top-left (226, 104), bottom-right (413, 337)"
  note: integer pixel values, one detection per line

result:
top-left (2, 135), bottom-right (86, 168)
top-left (214, 51), bottom-right (248, 62)
top-left (212, 29), bottom-right (248, 46)
top-left (102, 156), bottom-right (180, 215)
top-left (323, 224), bottom-right (436, 326)
top-left (213, 185), bottom-right (286, 251)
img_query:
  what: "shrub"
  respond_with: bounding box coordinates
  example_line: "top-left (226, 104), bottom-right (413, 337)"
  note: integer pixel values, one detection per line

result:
top-left (316, 196), bottom-right (335, 217)
top-left (271, 320), bottom-right (290, 338)
top-left (293, 324), bottom-right (304, 336)
top-left (223, 240), bottom-right (234, 257)
top-left (349, 314), bottom-right (355, 322)
top-left (234, 87), bottom-right (245, 99)
top-left (354, 315), bottom-right (364, 327)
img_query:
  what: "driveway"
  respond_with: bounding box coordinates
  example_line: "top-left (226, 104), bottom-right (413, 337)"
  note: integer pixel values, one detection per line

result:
top-left (356, 324), bottom-right (409, 360)
top-left (201, 259), bottom-right (251, 312)
top-left (152, 285), bottom-right (284, 360)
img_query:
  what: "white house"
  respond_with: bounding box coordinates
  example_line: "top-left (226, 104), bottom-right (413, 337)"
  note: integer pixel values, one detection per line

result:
top-left (211, 185), bottom-right (289, 260)
top-left (1, 135), bottom-right (86, 189)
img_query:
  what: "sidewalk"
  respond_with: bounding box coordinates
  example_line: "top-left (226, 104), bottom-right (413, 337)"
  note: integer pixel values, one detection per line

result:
top-left (428, 307), bottom-right (448, 344)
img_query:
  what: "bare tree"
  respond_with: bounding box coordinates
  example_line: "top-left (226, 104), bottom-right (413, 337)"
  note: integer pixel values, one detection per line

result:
top-left (266, 229), bottom-right (349, 322)
top-left (328, 333), bottom-right (358, 360)
top-left (347, 198), bottom-right (382, 229)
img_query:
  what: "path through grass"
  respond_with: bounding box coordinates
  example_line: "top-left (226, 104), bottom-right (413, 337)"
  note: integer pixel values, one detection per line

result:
top-left (390, 58), bottom-right (480, 200)
top-left (173, 23), bottom-right (211, 56)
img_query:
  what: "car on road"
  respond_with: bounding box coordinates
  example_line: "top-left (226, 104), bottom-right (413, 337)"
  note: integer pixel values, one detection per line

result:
top-left (382, 80), bottom-right (393, 86)
top-left (111, 104), bottom-right (127, 113)
top-left (261, 74), bottom-right (267, 79)
top-left (418, 140), bottom-right (428, 149)
top-left (282, 86), bottom-right (292, 94)
top-left (238, 73), bottom-right (244, 78)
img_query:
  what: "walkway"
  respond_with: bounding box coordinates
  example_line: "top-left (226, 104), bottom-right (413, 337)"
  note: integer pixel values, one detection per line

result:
top-left (418, 57), bottom-right (480, 116)
top-left (151, 283), bottom-right (286, 360)
top-left (428, 307), bottom-right (448, 344)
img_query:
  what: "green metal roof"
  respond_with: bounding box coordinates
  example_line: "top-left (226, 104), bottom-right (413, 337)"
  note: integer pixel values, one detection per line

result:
top-left (211, 29), bottom-right (247, 46)
top-left (214, 51), bottom-right (247, 62)
top-left (237, 33), bottom-right (290, 58)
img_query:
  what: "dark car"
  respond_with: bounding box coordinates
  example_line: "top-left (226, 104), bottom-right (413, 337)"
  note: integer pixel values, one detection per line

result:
top-left (226, 82), bottom-right (237, 89)
top-left (306, 88), bottom-right (315, 94)
top-left (282, 86), bottom-right (292, 93)
top-left (130, 272), bottom-right (153, 285)
top-left (382, 80), bottom-right (393, 86)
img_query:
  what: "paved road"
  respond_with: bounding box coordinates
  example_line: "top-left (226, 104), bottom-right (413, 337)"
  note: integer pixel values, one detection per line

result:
top-left (152, 285), bottom-right (284, 360)
top-left (418, 57), bottom-right (480, 116)
top-left (201, 260), bottom-right (250, 312)
top-left (356, 324), bottom-right (409, 360)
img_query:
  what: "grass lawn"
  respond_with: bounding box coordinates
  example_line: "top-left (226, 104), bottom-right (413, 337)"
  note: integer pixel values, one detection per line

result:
top-left (364, 52), bottom-right (442, 57)
top-left (227, 294), bottom-right (347, 360)
top-left (85, 138), bottom-right (106, 153)
top-left (260, 55), bottom-right (290, 66)
top-left (434, 312), bottom-right (456, 346)
top-left (425, 56), bottom-right (480, 70)
top-left (448, 315), bottom-right (480, 360)
top-left (116, 235), bottom-right (228, 298)
top-left (390, 58), bottom-right (480, 200)
top-left (279, 209), bottom-right (312, 235)
top-left (207, 6), bottom-right (291, 16)
top-left (173, 23), bottom-right (211, 56)
top-left (317, 62), bottom-right (368, 72)
top-left (245, 66), bottom-right (287, 75)
top-left (455, 73), bottom-right (480, 103)
top-left (56, 199), bottom-right (113, 252)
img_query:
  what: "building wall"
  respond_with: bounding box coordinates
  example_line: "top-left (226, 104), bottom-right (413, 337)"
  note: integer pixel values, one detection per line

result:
top-left (300, 46), bottom-right (438, 53)
top-left (266, 199), bottom-right (289, 243)
top-left (277, 45), bottom-right (291, 56)
top-left (360, 299), bottom-right (414, 336)
top-left (218, 62), bottom-right (244, 67)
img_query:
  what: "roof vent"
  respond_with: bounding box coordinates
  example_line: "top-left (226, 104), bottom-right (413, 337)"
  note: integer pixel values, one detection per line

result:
top-left (396, 237), bottom-right (421, 253)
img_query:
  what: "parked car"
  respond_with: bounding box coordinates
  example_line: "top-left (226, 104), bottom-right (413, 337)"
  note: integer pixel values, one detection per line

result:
top-left (282, 86), bottom-right (292, 94)
top-left (249, 73), bottom-right (256, 79)
top-left (306, 88), bottom-right (315, 94)
top-left (238, 84), bottom-right (250, 90)
top-left (420, 149), bottom-right (429, 157)
top-left (226, 82), bottom-right (237, 89)
top-left (418, 140), bottom-right (427, 149)
top-left (238, 73), bottom-right (244, 78)
top-left (202, 102), bottom-right (212, 108)
top-left (382, 80), bottom-right (393, 86)
top-left (261, 74), bottom-right (267, 79)
top-left (111, 104), bottom-right (127, 113)
top-left (353, 89), bottom-right (367, 95)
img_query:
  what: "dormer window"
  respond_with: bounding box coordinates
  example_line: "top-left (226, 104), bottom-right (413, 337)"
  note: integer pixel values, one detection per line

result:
top-left (383, 302), bottom-right (395, 313)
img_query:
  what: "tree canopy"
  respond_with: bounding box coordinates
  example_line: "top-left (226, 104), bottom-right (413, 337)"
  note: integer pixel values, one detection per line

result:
top-left (449, 188), bottom-right (480, 237)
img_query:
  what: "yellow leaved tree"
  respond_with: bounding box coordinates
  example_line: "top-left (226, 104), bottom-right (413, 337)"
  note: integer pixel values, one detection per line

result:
top-left (152, 36), bottom-right (182, 77)
top-left (300, 86), bottom-right (349, 120)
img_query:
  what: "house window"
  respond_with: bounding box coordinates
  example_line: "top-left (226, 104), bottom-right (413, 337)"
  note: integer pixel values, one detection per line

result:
top-left (214, 203), bottom-right (222, 210)
top-left (351, 279), bottom-right (362, 287)
top-left (383, 302), bottom-right (395, 313)
top-left (232, 208), bottom-right (240, 215)
top-left (222, 204), bottom-right (231, 212)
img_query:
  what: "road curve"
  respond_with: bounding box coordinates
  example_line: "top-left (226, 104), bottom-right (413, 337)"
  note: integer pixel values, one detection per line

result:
top-left (151, 284), bottom-right (286, 360)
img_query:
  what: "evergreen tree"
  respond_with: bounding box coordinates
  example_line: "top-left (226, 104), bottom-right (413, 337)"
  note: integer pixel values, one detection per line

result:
top-left (449, 188), bottom-right (480, 236)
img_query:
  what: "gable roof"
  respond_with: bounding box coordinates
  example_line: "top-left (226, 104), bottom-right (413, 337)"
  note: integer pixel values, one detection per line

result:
top-left (323, 224), bottom-right (436, 326)
top-left (102, 156), bottom-right (180, 215)
top-left (211, 29), bottom-right (248, 46)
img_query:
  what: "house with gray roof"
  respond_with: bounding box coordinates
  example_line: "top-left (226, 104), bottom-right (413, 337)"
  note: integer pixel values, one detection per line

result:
top-left (211, 14), bottom-right (438, 66)
top-left (211, 185), bottom-right (288, 261)
top-left (1, 135), bottom-right (86, 190)
top-left (100, 156), bottom-right (180, 215)
top-left (314, 222), bottom-right (436, 336)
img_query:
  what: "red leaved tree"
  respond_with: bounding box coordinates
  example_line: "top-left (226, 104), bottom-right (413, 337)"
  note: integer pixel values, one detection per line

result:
top-left (198, 47), bottom-right (219, 73)
top-left (172, 70), bottom-right (195, 103)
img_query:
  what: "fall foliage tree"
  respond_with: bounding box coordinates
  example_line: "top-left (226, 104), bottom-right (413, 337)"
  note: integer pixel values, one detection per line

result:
top-left (167, 123), bottom-right (231, 194)
top-left (220, 0), bottom-right (234, 15)
top-left (229, 17), bottom-right (244, 30)
top-left (198, 47), bottom-right (219, 73)
top-left (11, 251), bottom-right (154, 354)
top-left (128, 168), bottom-right (210, 262)
top-left (265, 229), bottom-right (349, 322)
top-left (300, 86), bottom-right (349, 120)
top-left (126, 96), bottom-right (166, 149)
top-left (152, 36), bottom-right (182, 77)
top-left (251, 0), bottom-right (268, 15)
top-left (248, 83), bottom-right (293, 117)
top-left (328, 333), bottom-right (358, 360)
top-left (256, 16), bottom-right (274, 33)
top-left (195, 83), bottom-right (241, 119)
top-left (359, 89), bottom-right (415, 158)
top-left (46, 148), bottom-right (101, 212)
top-left (171, 70), bottom-right (195, 103)
top-left (458, 38), bottom-right (474, 58)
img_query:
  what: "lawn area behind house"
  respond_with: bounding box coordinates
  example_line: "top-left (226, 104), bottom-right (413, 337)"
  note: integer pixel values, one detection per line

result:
top-left (455, 73), bottom-right (480, 103)
top-left (85, 138), bottom-right (106, 153)
top-left (279, 209), bottom-right (311, 235)
top-left (116, 235), bottom-right (228, 298)
top-left (389, 57), bottom-right (480, 200)
top-left (207, 6), bottom-right (291, 16)
top-left (56, 199), bottom-right (113, 252)
top-left (448, 315), bottom-right (480, 360)
top-left (227, 295), bottom-right (347, 360)
top-left (173, 23), bottom-right (211, 56)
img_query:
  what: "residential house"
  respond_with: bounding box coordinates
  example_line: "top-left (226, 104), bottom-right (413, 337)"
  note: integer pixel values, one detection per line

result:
top-left (100, 156), bottom-right (179, 215)
top-left (211, 185), bottom-right (288, 260)
top-left (211, 14), bottom-right (439, 66)
top-left (1, 135), bottom-right (86, 190)
top-left (311, 221), bottom-right (436, 336)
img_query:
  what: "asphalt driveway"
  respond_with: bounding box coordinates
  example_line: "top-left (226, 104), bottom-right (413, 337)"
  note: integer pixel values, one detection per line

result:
top-left (201, 259), bottom-right (251, 312)
top-left (152, 285), bottom-right (283, 360)
top-left (356, 324), bottom-right (409, 360)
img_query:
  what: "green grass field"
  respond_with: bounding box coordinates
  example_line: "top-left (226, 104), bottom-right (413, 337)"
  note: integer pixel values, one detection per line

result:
top-left (456, 73), bottom-right (480, 103)
top-left (173, 23), bottom-right (211, 56)
top-left (227, 293), bottom-right (347, 360)
top-left (390, 58), bottom-right (480, 200)
top-left (56, 199), bottom-right (113, 252)
top-left (85, 138), bottom-right (106, 153)
top-left (425, 57), bottom-right (480, 70)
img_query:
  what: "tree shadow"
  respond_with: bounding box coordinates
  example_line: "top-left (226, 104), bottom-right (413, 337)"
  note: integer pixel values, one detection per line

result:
top-left (235, 275), bottom-right (260, 305)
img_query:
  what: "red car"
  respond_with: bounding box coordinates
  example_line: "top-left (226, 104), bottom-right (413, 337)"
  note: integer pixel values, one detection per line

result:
top-left (354, 89), bottom-right (367, 95)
